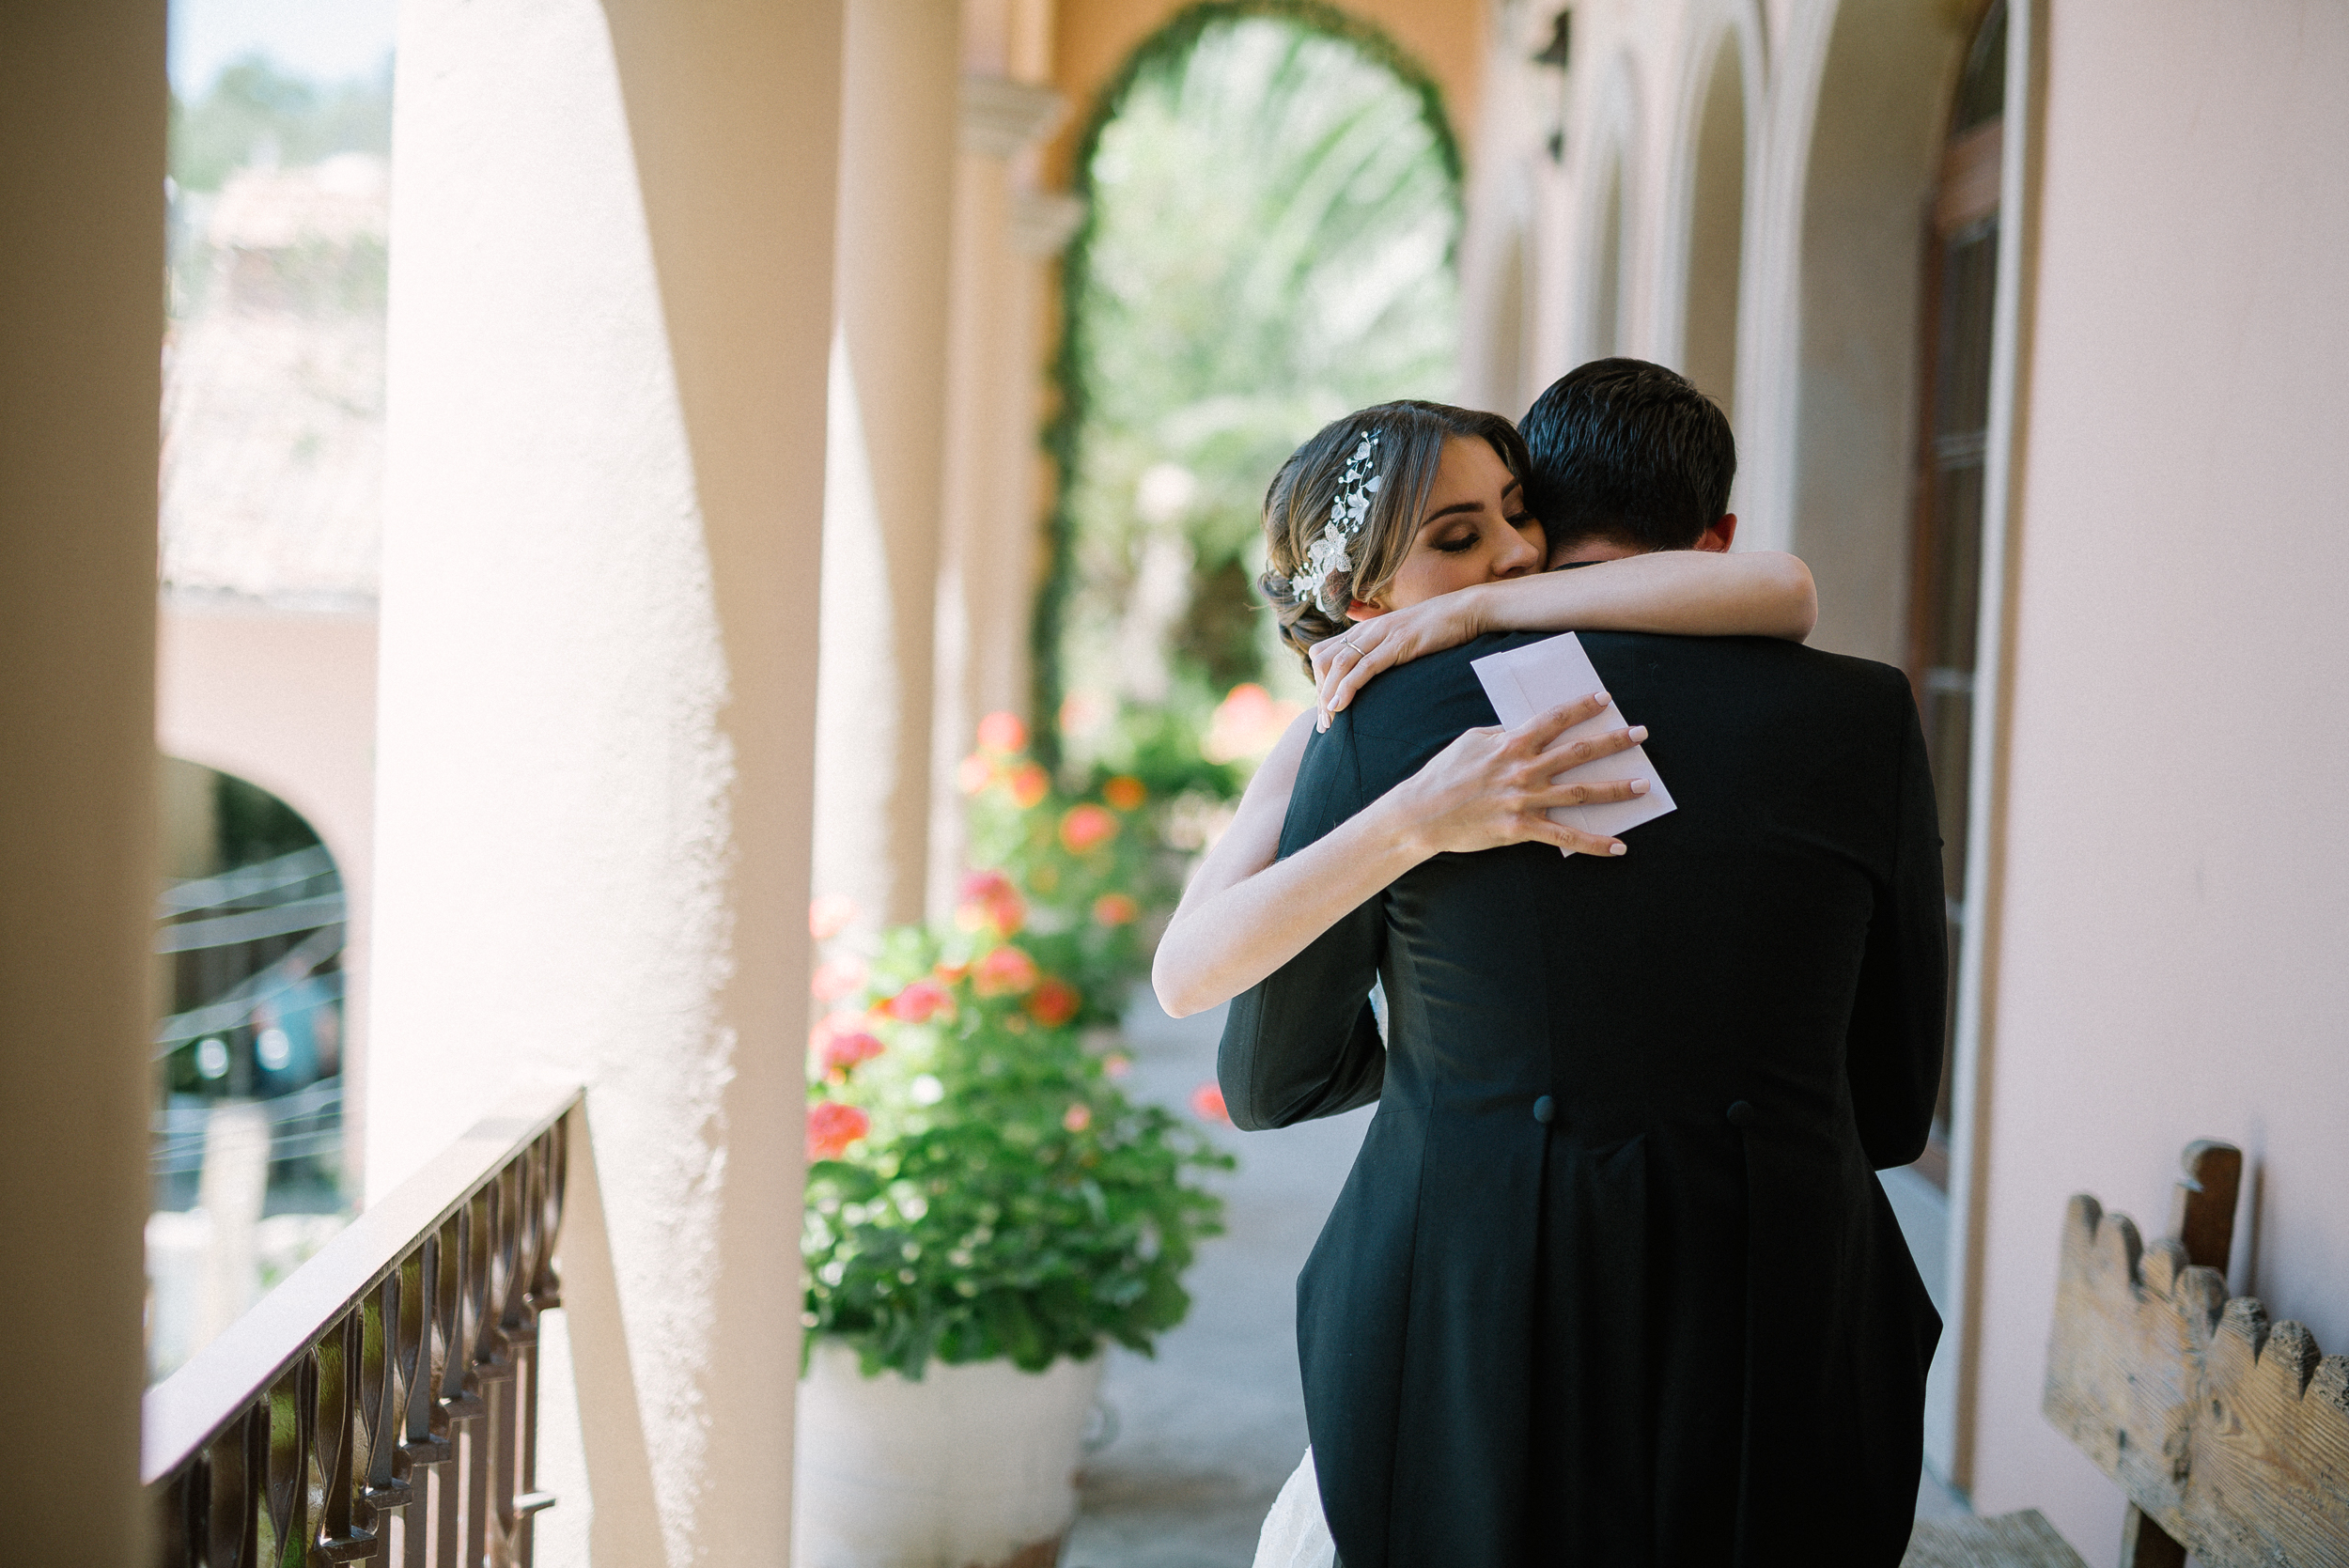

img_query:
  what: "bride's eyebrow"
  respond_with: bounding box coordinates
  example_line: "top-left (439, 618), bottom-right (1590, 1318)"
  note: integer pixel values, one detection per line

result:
top-left (1418, 498), bottom-right (1486, 528)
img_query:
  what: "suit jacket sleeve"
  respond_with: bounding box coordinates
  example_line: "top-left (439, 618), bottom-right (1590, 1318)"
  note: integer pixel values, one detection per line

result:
top-left (1844, 679), bottom-right (1950, 1170)
top-left (1216, 715), bottom-right (1388, 1132)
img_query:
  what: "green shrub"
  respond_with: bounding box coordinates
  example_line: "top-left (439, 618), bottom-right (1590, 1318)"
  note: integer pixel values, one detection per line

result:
top-left (802, 924), bottom-right (1230, 1377)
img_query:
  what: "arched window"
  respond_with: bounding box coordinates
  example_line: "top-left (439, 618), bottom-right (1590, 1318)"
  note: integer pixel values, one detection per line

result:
top-left (1587, 151), bottom-right (1626, 359)
top-left (1681, 33), bottom-right (1746, 417)
top-left (149, 758), bottom-right (349, 1378)
top-left (1906, 0), bottom-right (2007, 1181)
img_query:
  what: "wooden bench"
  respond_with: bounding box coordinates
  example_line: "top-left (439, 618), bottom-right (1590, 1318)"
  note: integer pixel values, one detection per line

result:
top-left (1903, 1141), bottom-right (2349, 1568)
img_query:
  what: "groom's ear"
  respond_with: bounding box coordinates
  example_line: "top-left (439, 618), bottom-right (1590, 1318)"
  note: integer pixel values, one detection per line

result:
top-left (1695, 513), bottom-right (1737, 552)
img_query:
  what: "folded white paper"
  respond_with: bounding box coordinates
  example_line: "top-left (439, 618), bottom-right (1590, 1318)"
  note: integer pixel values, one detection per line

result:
top-left (1470, 632), bottom-right (1676, 838)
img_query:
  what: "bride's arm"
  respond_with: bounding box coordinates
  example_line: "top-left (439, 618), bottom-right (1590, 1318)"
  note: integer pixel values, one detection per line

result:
top-left (1314, 550), bottom-right (1815, 721)
top-left (1152, 694), bottom-right (1646, 1018)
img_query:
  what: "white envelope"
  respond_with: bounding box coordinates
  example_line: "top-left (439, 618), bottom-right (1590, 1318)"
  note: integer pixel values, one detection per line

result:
top-left (1470, 632), bottom-right (1676, 838)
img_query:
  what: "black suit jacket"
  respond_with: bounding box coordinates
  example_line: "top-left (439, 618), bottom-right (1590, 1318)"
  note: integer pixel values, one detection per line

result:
top-left (1219, 631), bottom-right (1946, 1568)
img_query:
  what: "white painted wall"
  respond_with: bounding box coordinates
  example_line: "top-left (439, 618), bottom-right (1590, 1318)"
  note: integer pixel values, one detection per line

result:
top-left (1966, 0), bottom-right (2349, 1547)
top-left (371, 0), bottom-right (842, 1560)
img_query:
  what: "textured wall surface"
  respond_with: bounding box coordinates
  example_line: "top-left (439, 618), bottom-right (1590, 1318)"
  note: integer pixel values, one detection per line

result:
top-left (1967, 0), bottom-right (2349, 1549)
top-left (371, 0), bottom-right (843, 1560)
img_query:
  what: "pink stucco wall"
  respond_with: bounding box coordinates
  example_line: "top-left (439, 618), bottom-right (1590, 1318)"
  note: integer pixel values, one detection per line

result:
top-left (1966, 2), bottom-right (2349, 1552)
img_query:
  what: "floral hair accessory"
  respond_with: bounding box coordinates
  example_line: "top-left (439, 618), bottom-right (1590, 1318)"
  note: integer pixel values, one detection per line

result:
top-left (1290, 427), bottom-right (1384, 617)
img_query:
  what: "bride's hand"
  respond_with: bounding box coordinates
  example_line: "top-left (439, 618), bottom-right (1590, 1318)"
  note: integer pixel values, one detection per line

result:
top-left (1382, 691), bottom-right (1651, 860)
top-left (1312, 588), bottom-right (1488, 729)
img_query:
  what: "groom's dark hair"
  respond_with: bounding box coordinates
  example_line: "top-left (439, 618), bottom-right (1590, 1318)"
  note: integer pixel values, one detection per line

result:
top-left (1520, 358), bottom-right (1736, 553)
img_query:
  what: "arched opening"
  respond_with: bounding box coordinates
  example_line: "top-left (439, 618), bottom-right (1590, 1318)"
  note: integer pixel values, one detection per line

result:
top-left (1908, 0), bottom-right (2008, 1176)
top-left (1682, 33), bottom-right (1746, 418)
top-left (148, 757), bottom-right (350, 1380)
top-left (1787, 1), bottom-right (1969, 665)
top-left (1585, 151), bottom-right (1626, 360)
top-left (1041, 5), bottom-right (1463, 768)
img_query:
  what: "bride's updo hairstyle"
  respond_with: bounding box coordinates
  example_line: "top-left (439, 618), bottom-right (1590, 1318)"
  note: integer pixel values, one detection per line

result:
top-left (1259, 399), bottom-right (1532, 671)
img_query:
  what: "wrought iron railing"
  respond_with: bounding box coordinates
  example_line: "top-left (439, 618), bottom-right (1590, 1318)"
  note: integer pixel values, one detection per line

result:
top-left (144, 1081), bottom-right (583, 1566)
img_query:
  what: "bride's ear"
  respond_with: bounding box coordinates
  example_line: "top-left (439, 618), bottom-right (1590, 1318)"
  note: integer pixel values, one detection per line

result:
top-left (1346, 598), bottom-right (1389, 620)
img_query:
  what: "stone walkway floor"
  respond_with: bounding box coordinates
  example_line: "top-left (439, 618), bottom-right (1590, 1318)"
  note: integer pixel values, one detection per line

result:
top-left (1062, 991), bottom-right (1968, 1567)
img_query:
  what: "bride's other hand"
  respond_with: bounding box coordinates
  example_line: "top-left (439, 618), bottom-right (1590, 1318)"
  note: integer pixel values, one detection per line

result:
top-left (1312, 593), bottom-right (1481, 728)
top-left (1385, 691), bottom-right (1650, 860)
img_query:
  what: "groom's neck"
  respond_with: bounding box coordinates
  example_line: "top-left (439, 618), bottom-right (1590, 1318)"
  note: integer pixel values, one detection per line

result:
top-left (1551, 539), bottom-right (1645, 568)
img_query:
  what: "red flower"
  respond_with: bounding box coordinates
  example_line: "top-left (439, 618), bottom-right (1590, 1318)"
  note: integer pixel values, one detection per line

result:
top-left (1008, 762), bottom-right (1050, 810)
top-left (1062, 1102), bottom-right (1094, 1133)
top-left (1100, 1050), bottom-right (1133, 1079)
top-left (1092, 893), bottom-right (1140, 926)
top-left (956, 869), bottom-right (1026, 938)
top-left (807, 1101), bottom-right (871, 1162)
top-left (819, 1030), bottom-right (884, 1076)
top-left (1102, 775), bottom-right (1147, 813)
top-left (810, 955), bottom-right (867, 1002)
top-left (957, 753), bottom-right (994, 795)
top-left (1059, 803), bottom-right (1118, 855)
top-left (976, 711), bottom-right (1028, 755)
top-left (885, 979), bottom-right (954, 1023)
top-left (971, 944), bottom-right (1039, 998)
top-left (1026, 978), bottom-right (1080, 1029)
top-left (1190, 1083), bottom-right (1230, 1126)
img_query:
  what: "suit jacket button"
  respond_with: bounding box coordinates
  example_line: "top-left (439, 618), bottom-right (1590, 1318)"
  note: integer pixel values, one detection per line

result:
top-left (1532, 1095), bottom-right (1555, 1125)
top-left (1726, 1099), bottom-right (1757, 1128)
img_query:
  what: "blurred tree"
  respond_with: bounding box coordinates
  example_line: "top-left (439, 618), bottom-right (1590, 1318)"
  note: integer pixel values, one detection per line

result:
top-left (170, 54), bottom-right (391, 193)
top-left (1043, 8), bottom-right (1461, 768)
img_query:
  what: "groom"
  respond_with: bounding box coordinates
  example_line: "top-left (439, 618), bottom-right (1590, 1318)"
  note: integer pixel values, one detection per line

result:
top-left (1219, 359), bottom-right (1946, 1567)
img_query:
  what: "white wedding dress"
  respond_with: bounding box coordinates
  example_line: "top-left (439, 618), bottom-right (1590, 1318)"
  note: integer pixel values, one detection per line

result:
top-left (1252, 1448), bottom-right (1339, 1568)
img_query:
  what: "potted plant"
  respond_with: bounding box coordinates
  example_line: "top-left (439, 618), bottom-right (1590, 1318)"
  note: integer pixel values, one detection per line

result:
top-left (795, 882), bottom-right (1230, 1568)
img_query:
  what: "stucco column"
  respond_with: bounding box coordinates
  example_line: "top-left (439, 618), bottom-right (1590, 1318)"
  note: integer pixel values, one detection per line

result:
top-left (370, 1), bottom-right (842, 1562)
top-left (814, 0), bottom-right (963, 935)
top-left (0, 3), bottom-right (165, 1555)
top-left (926, 73), bottom-right (1078, 909)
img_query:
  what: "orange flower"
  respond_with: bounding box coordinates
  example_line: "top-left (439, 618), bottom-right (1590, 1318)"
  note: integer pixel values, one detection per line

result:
top-left (956, 869), bottom-right (1026, 938)
top-left (808, 895), bottom-right (859, 941)
top-left (819, 1030), bottom-right (884, 1076)
top-left (971, 944), bottom-right (1039, 998)
top-left (885, 979), bottom-right (954, 1023)
top-left (1026, 978), bottom-right (1080, 1029)
top-left (1190, 1082), bottom-right (1230, 1126)
top-left (957, 753), bottom-right (994, 795)
top-left (1092, 893), bottom-right (1140, 926)
top-left (1062, 1102), bottom-right (1094, 1133)
top-left (807, 1101), bottom-right (870, 1161)
top-left (1101, 775), bottom-right (1147, 813)
top-left (1008, 762), bottom-right (1050, 810)
top-left (810, 955), bottom-right (867, 1002)
top-left (976, 711), bottom-right (1028, 755)
top-left (1059, 803), bottom-right (1118, 855)
top-left (1204, 683), bottom-right (1305, 765)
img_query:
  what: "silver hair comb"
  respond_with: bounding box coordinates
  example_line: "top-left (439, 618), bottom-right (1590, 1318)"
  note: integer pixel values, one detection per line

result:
top-left (1289, 428), bottom-right (1383, 617)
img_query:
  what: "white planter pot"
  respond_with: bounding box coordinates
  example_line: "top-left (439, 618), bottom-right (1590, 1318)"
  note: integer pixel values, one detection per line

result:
top-left (792, 1340), bottom-right (1105, 1568)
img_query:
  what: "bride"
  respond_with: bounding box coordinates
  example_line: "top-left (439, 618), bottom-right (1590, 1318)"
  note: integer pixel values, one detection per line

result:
top-left (1149, 398), bottom-right (1815, 1564)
